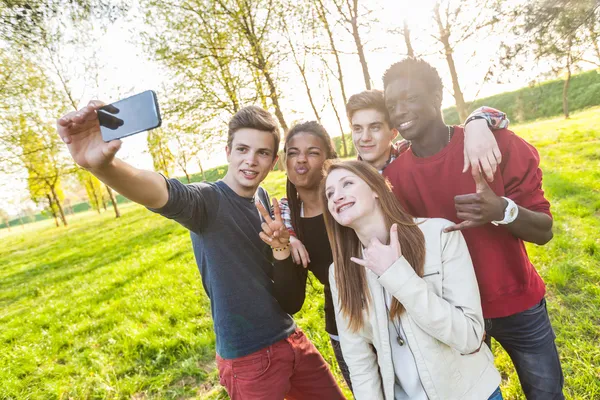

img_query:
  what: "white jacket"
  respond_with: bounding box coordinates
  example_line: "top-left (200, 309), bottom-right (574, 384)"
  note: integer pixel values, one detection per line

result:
top-left (329, 218), bottom-right (501, 400)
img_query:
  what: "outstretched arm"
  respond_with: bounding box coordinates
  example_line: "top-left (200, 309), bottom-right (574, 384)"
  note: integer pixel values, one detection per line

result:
top-left (57, 101), bottom-right (168, 208)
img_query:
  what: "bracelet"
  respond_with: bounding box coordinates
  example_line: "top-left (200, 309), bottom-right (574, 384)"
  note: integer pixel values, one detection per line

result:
top-left (464, 115), bottom-right (489, 127)
top-left (272, 245), bottom-right (289, 252)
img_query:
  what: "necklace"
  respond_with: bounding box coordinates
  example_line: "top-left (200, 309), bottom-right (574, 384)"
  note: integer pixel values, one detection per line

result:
top-left (382, 287), bottom-right (405, 346)
top-left (447, 125), bottom-right (453, 144)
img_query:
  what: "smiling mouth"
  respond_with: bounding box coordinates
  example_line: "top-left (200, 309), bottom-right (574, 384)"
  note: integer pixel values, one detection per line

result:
top-left (398, 120), bottom-right (416, 131)
top-left (336, 202), bottom-right (355, 213)
top-left (360, 145), bottom-right (376, 151)
top-left (241, 169), bottom-right (258, 179)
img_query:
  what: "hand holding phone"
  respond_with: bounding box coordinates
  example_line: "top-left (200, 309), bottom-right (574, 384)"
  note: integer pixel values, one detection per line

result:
top-left (98, 90), bottom-right (162, 142)
top-left (57, 91), bottom-right (162, 171)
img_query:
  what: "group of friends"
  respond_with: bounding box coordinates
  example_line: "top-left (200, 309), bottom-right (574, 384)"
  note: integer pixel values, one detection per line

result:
top-left (56, 57), bottom-right (564, 399)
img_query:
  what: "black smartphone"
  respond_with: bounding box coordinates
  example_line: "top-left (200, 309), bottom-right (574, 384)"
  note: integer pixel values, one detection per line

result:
top-left (98, 90), bottom-right (162, 142)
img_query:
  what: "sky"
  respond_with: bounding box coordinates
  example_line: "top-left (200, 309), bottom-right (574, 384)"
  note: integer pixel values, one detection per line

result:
top-left (0, 0), bottom-right (563, 216)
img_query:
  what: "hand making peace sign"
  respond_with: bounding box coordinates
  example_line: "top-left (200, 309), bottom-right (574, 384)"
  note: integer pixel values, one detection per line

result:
top-left (256, 198), bottom-right (291, 251)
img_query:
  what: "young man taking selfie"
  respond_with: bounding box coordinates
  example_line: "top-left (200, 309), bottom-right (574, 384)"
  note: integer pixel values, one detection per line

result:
top-left (56, 103), bottom-right (344, 400)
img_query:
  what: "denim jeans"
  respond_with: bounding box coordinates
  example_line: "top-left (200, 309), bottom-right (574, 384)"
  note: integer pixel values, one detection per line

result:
top-left (485, 298), bottom-right (564, 399)
top-left (488, 386), bottom-right (503, 400)
top-left (330, 337), bottom-right (353, 393)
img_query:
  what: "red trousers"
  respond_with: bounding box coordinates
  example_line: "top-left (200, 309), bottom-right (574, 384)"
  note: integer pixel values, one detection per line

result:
top-left (216, 328), bottom-right (345, 399)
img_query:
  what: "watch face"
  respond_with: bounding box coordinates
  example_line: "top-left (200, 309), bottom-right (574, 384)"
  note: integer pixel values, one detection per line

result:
top-left (509, 207), bottom-right (517, 218)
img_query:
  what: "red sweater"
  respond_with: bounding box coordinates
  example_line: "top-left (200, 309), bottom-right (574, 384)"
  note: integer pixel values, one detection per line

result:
top-left (383, 126), bottom-right (549, 318)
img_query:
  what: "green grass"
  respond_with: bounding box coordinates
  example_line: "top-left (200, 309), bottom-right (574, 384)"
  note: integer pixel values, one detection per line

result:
top-left (1, 107), bottom-right (599, 399)
top-left (444, 69), bottom-right (600, 125)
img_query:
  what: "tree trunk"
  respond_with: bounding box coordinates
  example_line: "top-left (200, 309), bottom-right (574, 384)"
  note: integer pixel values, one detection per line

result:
top-left (434, 5), bottom-right (468, 121)
top-left (101, 191), bottom-right (108, 211)
top-left (350, 0), bottom-right (371, 90)
top-left (47, 194), bottom-right (60, 228)
top-left (198, 160), bottom-right (206, 181)
top-left (49, 185), bottom-right (67, 226)
top-left (316, 0), bottom-right (348, 105)
top-left (563, 56), bottom-right (571, 119)
top-left (105, 185), bottom-right (120, 218)
top-left (403, 20), bottom-right (415, 57)
top-left (184, 169), bottom-right (191, 183)
top-left (327, 79), bottom-right (348, 157)
top-left (263, 68), bottom-right (288, 132)
top-left (89, 178), bottom-right (101, 213)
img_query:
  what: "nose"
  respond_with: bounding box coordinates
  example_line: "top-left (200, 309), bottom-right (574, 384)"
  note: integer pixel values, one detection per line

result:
top-left (360, 129), bottom-right (373, 143)
top-left (332, 191), bottom-right (345, 204)
top-left (297, 152), bottom-right (307, 163)
top-left (245, 151), bottom-right (259, 166)
top-left (390, 103), bottom-right (409, 123)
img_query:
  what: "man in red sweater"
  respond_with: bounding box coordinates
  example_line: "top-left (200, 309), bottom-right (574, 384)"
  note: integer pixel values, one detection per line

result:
top-left (382, 58), bottom-right (564, 399)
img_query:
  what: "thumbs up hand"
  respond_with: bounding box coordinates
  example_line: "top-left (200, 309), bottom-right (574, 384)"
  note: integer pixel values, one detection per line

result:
top-left (444, 172), bottom-right (507, 233)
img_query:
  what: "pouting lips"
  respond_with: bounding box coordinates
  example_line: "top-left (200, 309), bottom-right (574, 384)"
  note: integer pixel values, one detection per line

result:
top-left (397, 120), bottom-right (416, 131)
top-left (336, 202), bottom-right (355, 213)
top-left (295, 166), bottom-right (309, 175)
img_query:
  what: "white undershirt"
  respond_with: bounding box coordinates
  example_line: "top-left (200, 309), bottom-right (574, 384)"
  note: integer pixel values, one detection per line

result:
top-left (384, 290), bottom-right (428, 400)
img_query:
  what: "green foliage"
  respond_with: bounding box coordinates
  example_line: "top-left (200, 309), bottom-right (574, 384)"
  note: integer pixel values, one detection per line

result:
top-left (444, 69), bottom-right (600, 124)
top-left (146, 128), bottom-right (175, 178)
top-left (332, 133), bottom-right (356, 157)
top-left (1, 107), bottom-right (599, 398)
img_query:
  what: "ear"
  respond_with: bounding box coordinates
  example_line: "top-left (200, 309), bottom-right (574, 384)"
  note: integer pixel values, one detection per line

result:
top-left (270, 154), bottom-right (279, 171)
top-left (225, 145), bottom-right (232, 162)
top-left (433, 90), bottom-right (443, 109)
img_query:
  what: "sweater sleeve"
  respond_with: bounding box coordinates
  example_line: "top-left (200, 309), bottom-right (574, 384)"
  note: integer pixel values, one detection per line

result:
top-left (272, 255), bottom-right (308, 315)
top-left (377, 223), bottom-right (485, 355)
top-left (329, 265), bottom-right (384, 400)
top-left (500, 132), bottom-right (551, 216)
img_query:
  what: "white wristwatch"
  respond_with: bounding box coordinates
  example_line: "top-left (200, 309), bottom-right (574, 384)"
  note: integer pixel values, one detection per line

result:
top-left (492, 197), bottom-right (519, 226)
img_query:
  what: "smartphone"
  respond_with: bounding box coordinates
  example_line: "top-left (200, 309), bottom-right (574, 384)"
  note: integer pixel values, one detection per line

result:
top-left (98, 90), bottom-right (162, 142)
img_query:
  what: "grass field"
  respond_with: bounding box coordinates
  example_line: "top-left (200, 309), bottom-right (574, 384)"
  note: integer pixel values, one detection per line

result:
top-left (1, 107), bottom-right (599, 399)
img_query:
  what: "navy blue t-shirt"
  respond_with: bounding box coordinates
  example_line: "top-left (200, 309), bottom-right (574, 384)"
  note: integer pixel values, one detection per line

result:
top-left (149, 179), bottom-right (296, 359)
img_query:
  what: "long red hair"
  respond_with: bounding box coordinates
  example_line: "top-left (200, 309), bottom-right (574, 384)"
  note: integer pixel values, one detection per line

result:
top-left (321, 160), bottom-right (426, 332)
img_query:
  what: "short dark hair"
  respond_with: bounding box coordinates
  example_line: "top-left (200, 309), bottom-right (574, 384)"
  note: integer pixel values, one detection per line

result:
top-left (345, 89), bottom-right (390, 125)
top-left (383, 58), bottom-right (444, 107)
top-left (228, 106), bottom-right (280, 158)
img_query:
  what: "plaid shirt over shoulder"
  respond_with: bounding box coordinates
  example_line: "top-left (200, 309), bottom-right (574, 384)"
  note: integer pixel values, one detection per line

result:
top-left (279, 197), bottom-right (296, 237)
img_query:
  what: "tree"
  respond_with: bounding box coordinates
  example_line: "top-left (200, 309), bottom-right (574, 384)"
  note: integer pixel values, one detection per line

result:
top-left (509, 0), bottom-right (599, 118)
top-left (432, 0), bottom-right (500, 121)
top-left (331, 0), bottom-right (372, 90)
top-left (76, 168), bottom-right (104, 213)
top-left (147, 128), bottom-right (175, 178)
top-left (0, 208), bottom-right (10, 231)
top-left (0, 52), bottom-right (72, 226)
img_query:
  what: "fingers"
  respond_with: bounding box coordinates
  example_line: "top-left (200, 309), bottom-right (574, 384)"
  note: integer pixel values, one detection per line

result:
top-left (272, 198), bottom-right (283, 223)
top-left (291, 246), bottom-right (299, 264)
top-left (463, 149), bottom-right (470, 174)
top-left (493, 145), bottom-right (502, 165)
top-left (389, 223), bottom-right (400, 254)
top-left (256, 201), bottom-right (274, 224)
top-left (261, 221), bottom-right (274, 237)
top-left (470, 157), bottom-right (481, 180)
top-left (298, 246), bottom-right (309, 268)
top-left (443, 220), bottom-right (476, 233)
top-left (87, 99), bottom-right (106, 110)
top-left (103, 139), bottom-right (122, 158)
top-left (479, 155), bottom-right (494, 183)
top-left (474, 171), bottom-right (490, 193)
top-left (259, 231), bottom-right (273, 244)
top-left (350, 257), bottom-right (367, 267)
top-left (454, 194), bottom-right (480, 204)
top-left (485, 153), bottom-right (497, 181)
